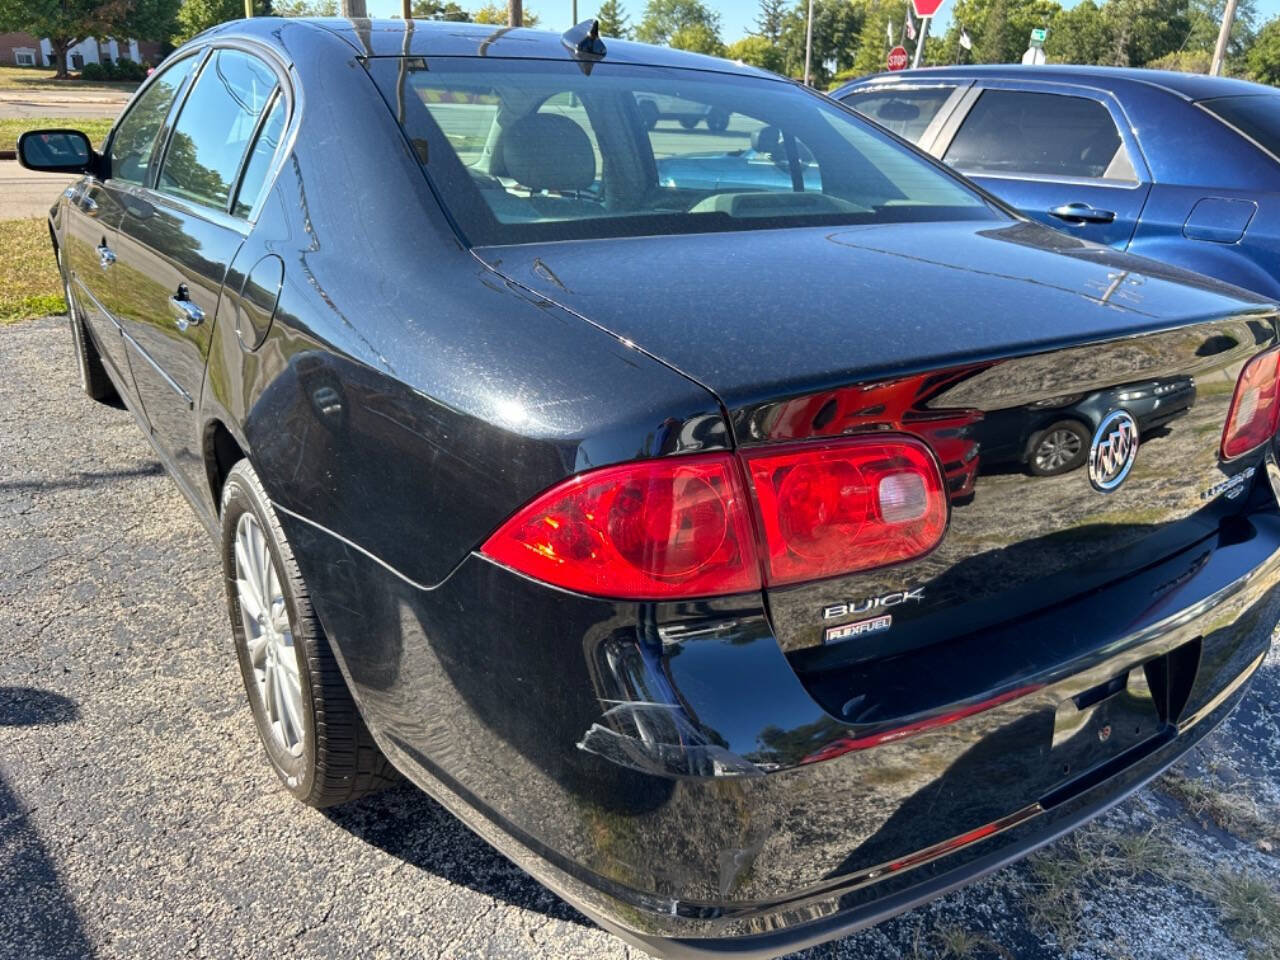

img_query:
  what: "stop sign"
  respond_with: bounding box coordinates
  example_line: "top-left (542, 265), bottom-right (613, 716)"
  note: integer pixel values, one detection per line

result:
top-left (886, 46), bottom-right (909, 71)
top-left (911, 0), bottom-right (945, 16)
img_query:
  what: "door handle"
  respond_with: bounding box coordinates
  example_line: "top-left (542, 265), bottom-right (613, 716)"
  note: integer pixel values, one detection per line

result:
top-left (1049, 202), bottom-right (1116, 225)
top-left (96, 242), bottom-right (115, 268)
top-left (168, 287), bottom-right (204, 331)
top-left (78, 195), bottom-right (98, 214)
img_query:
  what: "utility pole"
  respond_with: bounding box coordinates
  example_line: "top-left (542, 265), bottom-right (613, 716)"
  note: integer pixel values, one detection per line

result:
top-left (402, 0), bottom-right (412, 19)
top-left (1210, 0), bottom-right (1239, 76)
top-left (803, 0), bottom-right (815, 86)
top-left (243, 0), bottom-right (253, 17)
top-left (510, 0), bottom-right (523, 26)
top-left (912, 17), bottom-right (930, 67)
top-left (341, 0), bottom-right (368, 15)
top-left (572, 1), bottom-right (578, 25)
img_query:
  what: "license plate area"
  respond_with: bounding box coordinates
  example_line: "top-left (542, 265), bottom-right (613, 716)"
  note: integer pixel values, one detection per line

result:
top-left (1051, 665), bottom-right (1164, 779)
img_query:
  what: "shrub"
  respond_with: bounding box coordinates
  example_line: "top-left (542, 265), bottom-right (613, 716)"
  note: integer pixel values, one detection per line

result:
top-left (79, 62), bottom-right (105, 81)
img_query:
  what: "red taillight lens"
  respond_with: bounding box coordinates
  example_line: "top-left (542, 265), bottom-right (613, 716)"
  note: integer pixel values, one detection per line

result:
top-left (1222, 346), bottom-right (1280, 460)
top-left (482, 437), bottom-right (949, 599)
top-left (742, 437), bottom-right (948, 586)
top-left (480, 454), bottom-right (761, 600)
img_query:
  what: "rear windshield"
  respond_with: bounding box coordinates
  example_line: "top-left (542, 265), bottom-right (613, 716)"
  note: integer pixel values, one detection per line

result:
top-left (1200, 95), bottom-right (1280, 159)
top-left (366, 58), bottom-right (999, 246)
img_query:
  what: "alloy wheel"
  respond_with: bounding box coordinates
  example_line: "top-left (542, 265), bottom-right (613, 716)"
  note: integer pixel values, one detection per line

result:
top-left (1034, 428), bottom-right (1083, 473)
top-left (234, 512), bottom-right (305, 756)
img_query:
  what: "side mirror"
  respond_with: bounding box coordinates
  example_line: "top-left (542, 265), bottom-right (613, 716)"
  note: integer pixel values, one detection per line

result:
top-left (17, 129), bottom-right (95, 174)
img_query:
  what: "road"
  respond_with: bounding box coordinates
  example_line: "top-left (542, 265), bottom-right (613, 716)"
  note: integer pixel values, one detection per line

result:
top-left (0, 161), bottom-right (76, 219)
top-left (2, 314), bottom-right (1279, 960)
top-left (0, 88), bottom-right (129, 120)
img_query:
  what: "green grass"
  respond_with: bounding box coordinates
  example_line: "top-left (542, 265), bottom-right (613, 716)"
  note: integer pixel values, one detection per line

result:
top-left (0, 65), bottom-right (137, 92)
top-left (0, 117), bottom-right (114, 154)
top-left (0, 218), bottom-right (62, 323)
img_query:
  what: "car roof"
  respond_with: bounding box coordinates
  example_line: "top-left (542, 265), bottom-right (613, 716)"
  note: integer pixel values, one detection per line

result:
top-left (209, 16), bottom-right (777, 80)
top-left (843, 65), bottom-right (1278, 102)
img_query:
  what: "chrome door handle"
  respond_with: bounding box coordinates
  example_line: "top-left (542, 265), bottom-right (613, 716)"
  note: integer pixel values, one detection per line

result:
top-left (1048, 202), bottom-right (1116, 225)
top-left (96, 243), bottom-right (115, 268)
top-left (168, 294), bottom-right (204, 331)
top-left (78, 195), bottom-right (98, 214)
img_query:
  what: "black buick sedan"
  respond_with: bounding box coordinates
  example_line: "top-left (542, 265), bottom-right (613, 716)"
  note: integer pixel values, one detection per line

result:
top-left (20, 17), bottom-right (1280, 959)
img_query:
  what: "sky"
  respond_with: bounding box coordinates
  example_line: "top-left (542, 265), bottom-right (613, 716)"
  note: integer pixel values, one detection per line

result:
top-left (363, 0), bottom-right (1280, 42)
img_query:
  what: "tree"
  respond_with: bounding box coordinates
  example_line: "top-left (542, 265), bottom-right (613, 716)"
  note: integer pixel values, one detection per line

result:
top-left (635, 0), bottom-right (721, 47)
top-left (850, 0), bottom-right (905, 75)
top-left (1044, 0), bottom-right (1112, 64)
top-left (726, 34), bottom-right (784, 71)
top-left (1246, 15), bottom-right (1280, 84)
top-left (669, 20), bottom-right (724, 54)
top-left (410, 0), bottom-right (471, 19)
top-left (474, 3), bottom-right (539, 24)
top-left (755, 0), bottom-right (787, 43)
top-left (780, 0), bottom-right (867, 83)
top-left (274, 0), bottom-right (338, 14)
top-left (173, 0), bottom-right (270, 46)
top-left (595, 0), bottom-right (630, 37)
top-left (0, 0), bottom-right (180, 78)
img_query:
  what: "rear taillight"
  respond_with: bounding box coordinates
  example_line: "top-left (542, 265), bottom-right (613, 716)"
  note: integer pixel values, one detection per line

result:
top-left (1222, 346), bottom-right (1280, 460)
top-left (480, 454), bottom-right (762, 600)
top-left (741, 437), bottom-right (948, 586)
top-left (481, 436), bottom-right (949, 599)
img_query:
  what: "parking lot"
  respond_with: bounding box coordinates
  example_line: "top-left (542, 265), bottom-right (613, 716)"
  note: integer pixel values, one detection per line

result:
top-left (2, 314), bottom-right (1279, 959)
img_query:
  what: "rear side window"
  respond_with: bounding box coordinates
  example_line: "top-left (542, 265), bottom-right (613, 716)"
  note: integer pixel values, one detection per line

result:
top-left (945, 90), bottom-right (1132, 181)
top-left (1200, 95), bottom-right (1280, 159)
top-left (232, 93), bottom-right (286, 217)
top-left (157, 49), bottom-right (277, 211)
top-left (108, 55), bottom-right (198, 185)
top-left (843, 87), bottom-right (957, 143)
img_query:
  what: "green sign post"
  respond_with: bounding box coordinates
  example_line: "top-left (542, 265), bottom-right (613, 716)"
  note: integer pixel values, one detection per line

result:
top-left (1030, 27), bottom-right (1048, 47)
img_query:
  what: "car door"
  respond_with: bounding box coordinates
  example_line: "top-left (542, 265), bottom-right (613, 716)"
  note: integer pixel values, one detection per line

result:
top-left (112, 47), bottom-right (286, 497)
top-left (64, 53), bottom-right (201, 400)
top-left (934, 84), bottom-right (1151, 249)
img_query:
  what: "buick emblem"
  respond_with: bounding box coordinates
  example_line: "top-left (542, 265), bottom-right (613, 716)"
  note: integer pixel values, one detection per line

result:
top-left (1088, 410), bottom-right (1139, 492)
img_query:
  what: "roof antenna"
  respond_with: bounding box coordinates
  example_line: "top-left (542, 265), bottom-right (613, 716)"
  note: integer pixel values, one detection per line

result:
top-left (562, 19), bottom-right (606, 59)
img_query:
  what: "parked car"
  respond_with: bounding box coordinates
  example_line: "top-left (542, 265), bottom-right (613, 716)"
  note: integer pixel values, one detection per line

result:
top-left (21, 19), bottom-right (1280, 959)
top-left (636, 92), bottom-right (731, 130)
top-left (833, 66), bottom-right (1280, 299)
top-left (979, 376), bottom-right (1197, 477)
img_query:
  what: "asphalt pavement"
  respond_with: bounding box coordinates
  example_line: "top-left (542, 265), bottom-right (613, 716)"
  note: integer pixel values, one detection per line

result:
top-left (2, 314), bottom-right (1279, 960)
top-left (0, 162), bottom-right (76, 219)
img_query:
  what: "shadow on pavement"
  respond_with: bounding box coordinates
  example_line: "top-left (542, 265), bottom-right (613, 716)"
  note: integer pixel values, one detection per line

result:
top-left (322, 782), bottom-right (595, 927)
top-left (0, 462), bottom-right (163, 494)
top-left (0, 687), bottom-right (94, 960)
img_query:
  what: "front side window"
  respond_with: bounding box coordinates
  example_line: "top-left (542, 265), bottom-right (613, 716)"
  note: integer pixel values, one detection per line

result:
top-left (843, 86), bottom-right (958, 143)
top-left (367, 58), bottom-right (997, 246)
top-left (1200, 95), bottom-right (1280, 160)
top-left (944, 90), bottom-right (1133, 181)
top-left (108, 54), bottom-right (198, 186)
top-left (158, 49), bottom-right (277, 211)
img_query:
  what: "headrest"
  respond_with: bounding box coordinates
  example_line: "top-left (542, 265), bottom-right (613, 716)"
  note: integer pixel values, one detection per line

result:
top-left (751, 125), bottom-right (782, 155)
top-left (499, 113), bottom-right (596, 192)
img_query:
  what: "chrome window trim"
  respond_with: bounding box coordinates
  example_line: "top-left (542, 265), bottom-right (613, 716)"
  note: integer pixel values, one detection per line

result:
top-left (102, 48), bottom-right (208, 190)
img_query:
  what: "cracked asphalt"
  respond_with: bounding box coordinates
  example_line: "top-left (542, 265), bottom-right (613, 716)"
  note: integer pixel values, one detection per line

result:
top-left (2, 314), bottom-right (1279, 960)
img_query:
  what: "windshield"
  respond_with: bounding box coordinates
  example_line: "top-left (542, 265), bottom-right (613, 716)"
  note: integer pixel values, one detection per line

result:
top-left (366, 58), bottom-right (1000, 246)
top-left (1200, 94), bottom-right (1280, 160)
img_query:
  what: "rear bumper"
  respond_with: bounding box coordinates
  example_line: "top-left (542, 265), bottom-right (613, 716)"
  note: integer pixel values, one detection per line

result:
top-left (283, 503), bottom-right (1280, 960)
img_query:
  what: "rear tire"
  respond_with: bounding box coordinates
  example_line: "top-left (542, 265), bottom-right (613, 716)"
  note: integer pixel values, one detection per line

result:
top-left (220, 459), bottom-right (398, 807)
top-left (59, 248), bottom-right (119, 405)
top-left (706, 108), bottom-right (730, 132)
top-left (1028, 420), bottom-right (1090, 476)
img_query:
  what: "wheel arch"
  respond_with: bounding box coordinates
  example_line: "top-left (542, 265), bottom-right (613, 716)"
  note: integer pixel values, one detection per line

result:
top-left (203, 417), bottom-right (251, 514)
